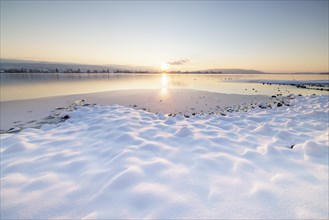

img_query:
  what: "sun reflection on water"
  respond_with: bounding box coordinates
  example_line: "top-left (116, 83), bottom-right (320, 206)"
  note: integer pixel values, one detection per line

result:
top-left (160, 73), bottom-right (169, 95)
top-left (161, 73), bottom-right (168, 86)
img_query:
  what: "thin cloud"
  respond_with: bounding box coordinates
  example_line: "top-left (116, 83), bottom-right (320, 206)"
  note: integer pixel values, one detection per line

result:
top-left (167, 59), bottom-right (189, 66)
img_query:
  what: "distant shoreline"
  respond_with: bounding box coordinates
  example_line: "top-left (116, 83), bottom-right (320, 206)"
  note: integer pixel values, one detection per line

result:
top-left (1, 59), bottom-right (327, 75)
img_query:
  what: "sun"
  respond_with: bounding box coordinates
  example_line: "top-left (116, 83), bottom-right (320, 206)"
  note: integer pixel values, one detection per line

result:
top-left (161, 63), bottom-right (170, 71)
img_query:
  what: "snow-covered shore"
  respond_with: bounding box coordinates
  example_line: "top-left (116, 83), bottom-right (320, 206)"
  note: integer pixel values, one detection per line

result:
top-left (0, 89), bottom-right (273, 132)
top-left (1, 95), bottom-right (328, 219)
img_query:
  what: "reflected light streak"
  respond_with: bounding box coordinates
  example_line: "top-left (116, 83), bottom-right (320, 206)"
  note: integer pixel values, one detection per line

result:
top-left (161, 73), bottom-right (168, 87)
top-left (160, 73), bottom-right (169, 96)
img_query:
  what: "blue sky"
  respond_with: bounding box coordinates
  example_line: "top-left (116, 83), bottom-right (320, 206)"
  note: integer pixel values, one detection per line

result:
top-left (1, 0), bottom-right (328, 72)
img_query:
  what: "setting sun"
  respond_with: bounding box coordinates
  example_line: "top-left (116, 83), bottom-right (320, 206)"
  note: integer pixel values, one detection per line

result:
top-left (161, 63), bottom-right (170, 71)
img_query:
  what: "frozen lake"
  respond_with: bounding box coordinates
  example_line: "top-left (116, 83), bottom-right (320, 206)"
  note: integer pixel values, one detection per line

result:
top-left (0, 73), bottom-right (328, 101)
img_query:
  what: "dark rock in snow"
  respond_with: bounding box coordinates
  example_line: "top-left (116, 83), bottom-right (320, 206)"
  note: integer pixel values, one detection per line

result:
top-left (8, 127), bottom-right (21, 133)
top-left (61, 115), bottom-right (70, 120)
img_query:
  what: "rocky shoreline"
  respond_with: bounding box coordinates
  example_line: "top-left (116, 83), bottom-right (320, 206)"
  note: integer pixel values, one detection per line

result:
top-left (258, 80), bottom-right (329, 92)
top-left (3, 92), bottom-right (305, 134)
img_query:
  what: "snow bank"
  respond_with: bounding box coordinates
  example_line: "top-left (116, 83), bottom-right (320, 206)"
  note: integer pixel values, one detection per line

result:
top-left (1, 95), bottom-right (328, 219)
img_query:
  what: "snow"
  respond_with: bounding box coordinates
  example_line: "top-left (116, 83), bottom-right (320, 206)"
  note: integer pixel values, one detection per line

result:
top-left (1, 95), bottom-right (328, 219)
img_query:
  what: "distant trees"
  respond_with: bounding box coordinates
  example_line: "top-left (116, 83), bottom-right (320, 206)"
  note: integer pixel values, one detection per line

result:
top-left (4, 68), bottom-right (40, 73)
top-left (114, 69), bottom-right (150, 73)
top-left (1, 68), bottom-right (223, 74)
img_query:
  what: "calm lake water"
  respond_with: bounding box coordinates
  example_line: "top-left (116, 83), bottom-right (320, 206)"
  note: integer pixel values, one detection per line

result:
top-left (0, 73), bottom-right (328, 101)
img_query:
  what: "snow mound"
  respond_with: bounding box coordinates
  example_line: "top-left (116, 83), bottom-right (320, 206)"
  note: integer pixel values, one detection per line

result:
top-left (1, 96), bottom-right (328, 219)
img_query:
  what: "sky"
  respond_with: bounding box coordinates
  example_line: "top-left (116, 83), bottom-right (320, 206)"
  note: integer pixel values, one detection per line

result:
top-left (0, 0), bottom-right (328, 72)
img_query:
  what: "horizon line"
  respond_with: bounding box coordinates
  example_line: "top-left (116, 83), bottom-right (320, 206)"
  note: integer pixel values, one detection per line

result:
top-left (0, 57), bottom-right (328, 74)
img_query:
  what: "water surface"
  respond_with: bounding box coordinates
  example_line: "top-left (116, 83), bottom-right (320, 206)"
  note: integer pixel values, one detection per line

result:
top-left (1, 73), bottom-right (328, 101)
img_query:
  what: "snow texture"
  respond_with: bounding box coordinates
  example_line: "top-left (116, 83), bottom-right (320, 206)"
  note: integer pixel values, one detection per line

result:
top-left (1, 95), bottom-right (328, 219)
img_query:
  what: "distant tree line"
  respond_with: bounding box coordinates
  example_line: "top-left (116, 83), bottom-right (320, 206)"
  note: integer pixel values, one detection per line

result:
top-left (114, 69), bottom-right (152, 73)
top-left (166, 70), bottom-right (223, 74)
top-left (1, 68), bottom-right (223, 74)
top-left (1, 68), bottom-right (111, 73)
